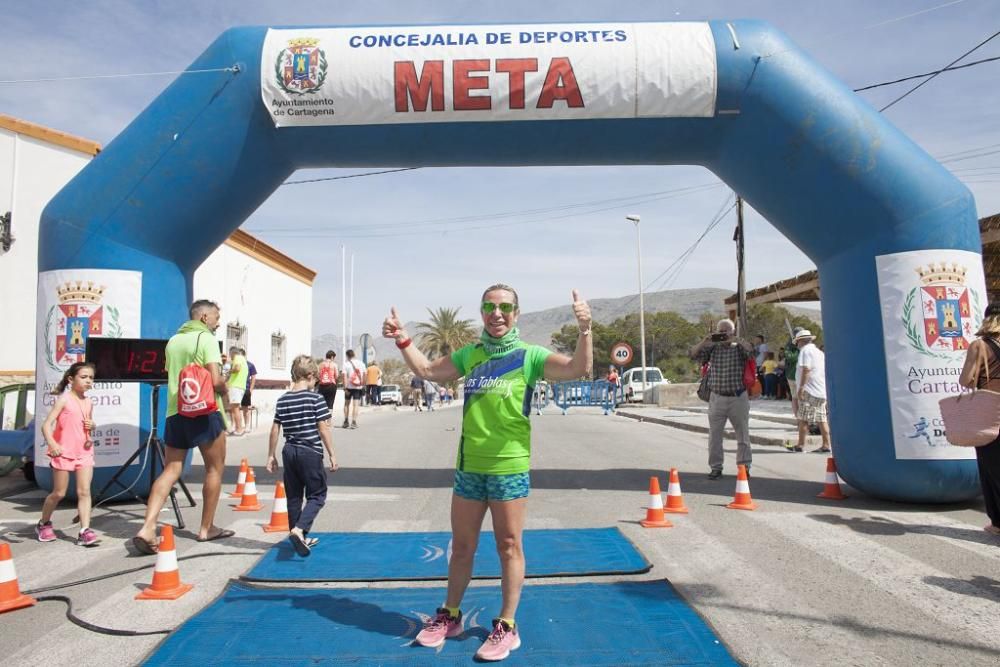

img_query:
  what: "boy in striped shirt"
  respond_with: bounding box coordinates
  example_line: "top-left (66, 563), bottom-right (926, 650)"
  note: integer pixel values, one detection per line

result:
top-left (266, 355), bottom-right (338, 557)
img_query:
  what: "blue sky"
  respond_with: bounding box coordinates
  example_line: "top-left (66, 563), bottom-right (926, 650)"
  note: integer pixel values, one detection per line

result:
top-left (3, 1), bottom-right (999, 339)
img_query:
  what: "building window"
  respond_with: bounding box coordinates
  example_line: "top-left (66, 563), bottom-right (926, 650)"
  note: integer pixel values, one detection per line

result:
top-left (271, 332), bottom-right (286, 370)
top-left (226, 322), bottom-right (247, 353)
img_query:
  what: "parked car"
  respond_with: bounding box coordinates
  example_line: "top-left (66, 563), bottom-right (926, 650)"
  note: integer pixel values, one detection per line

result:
top-left (621, 367), bottom-right (670, 403)
top-left (380, 384), bottom-right (403, 405)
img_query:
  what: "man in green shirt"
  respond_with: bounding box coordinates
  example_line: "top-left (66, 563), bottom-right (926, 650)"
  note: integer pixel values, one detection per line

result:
top-left (383, 283), bottom-right (592, 662)
top-left (227, 346), bottom-right (248, 435)
top-left (132, 299), bottom-right (233, 555)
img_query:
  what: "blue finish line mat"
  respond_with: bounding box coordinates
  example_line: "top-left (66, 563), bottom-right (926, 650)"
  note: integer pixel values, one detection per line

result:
top-left (145, 580), bottom-right (738, 666)
top-left (242, 527), bottom-right (651, 582)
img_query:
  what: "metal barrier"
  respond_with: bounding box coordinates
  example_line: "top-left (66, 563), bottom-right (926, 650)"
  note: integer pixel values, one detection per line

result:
top-left (551, 380), bottom-right (623, 415)
top-left (0, 383), bottom-right (32, 430)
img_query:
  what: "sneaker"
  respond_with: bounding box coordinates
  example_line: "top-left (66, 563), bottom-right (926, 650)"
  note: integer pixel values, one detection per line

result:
top-left (414, 608), bottom-right (463, 648)
top-left (77, 528), bottom-right (100, 547)
top-left (350, 421), bottom-right (358, 429)
top-left (36, 521), bottom-right (56, 542)
top-left (342, 419), bottom-right (350, 429)
top-left (707, 469), bottom-right (723, 480)
top-left (475, 618), bottom-right (521, 662)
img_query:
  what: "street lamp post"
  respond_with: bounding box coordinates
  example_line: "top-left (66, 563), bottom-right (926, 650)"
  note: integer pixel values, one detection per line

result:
top-left (626, 214), bottom-right (648, 402)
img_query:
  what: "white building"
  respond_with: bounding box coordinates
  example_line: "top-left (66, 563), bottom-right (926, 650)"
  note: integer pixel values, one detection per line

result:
top-left (0, 114), bottom-right (314, 419)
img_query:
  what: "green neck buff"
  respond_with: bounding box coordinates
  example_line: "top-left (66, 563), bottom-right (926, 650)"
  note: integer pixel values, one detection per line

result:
top-left (480, 327), bottom-right (521, 358)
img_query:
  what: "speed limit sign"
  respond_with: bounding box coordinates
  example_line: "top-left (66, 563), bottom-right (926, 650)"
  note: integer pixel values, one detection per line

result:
top-left (610, 342), bottom-right (634, 366)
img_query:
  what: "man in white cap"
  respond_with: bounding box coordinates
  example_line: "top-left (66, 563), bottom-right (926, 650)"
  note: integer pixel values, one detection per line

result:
top-left (788, 329), bottom-right (832, 453)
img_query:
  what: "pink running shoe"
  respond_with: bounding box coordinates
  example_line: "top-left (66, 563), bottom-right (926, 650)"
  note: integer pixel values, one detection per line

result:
top-left (475, 619), bottom-right (521, 662)
top-left (414, 608), bottom-right (463, 648)
top-left (36, 521), bottom-right (56, 542)
top-left (77, 528), bottom-right (100, 546)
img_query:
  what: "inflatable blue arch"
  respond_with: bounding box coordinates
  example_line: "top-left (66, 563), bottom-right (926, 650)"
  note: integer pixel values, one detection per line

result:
top-left (38, 20), bottom-right (983, 502)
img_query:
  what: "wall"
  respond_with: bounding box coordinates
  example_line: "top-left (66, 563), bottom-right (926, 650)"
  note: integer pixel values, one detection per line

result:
top-left (0, 129), bottom-right (91, 376)
top-left (193, 242), bottom-right (312, 416)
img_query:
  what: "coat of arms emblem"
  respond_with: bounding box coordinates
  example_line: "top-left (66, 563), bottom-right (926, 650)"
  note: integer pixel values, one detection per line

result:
top-left (43, 281), bottom-right (122, 372)
top-left (274, 37), bottom-right (328, 96)
top-left (902, 262), bottom-right (981, 358)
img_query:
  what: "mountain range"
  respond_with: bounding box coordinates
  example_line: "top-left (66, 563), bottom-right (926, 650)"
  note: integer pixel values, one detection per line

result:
top-left (312, 287), bottom-right (820, 359)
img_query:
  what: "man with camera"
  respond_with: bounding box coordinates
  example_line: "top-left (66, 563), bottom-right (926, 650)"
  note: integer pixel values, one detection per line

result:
top-left (690, 319), bottom-right (754, 480)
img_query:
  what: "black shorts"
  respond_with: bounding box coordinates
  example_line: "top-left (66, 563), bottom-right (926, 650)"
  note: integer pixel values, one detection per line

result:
top-left (317, 383), bottom-right (338, 409)
top-left (164, 412), bottom-right (226, 450)
top-left (345, 388), bottom-right (364, 401)
top-left (240, 390), bottom-right (252, 407)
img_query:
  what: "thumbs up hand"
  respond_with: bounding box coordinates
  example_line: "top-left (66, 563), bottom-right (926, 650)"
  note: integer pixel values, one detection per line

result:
top-left (383, 306), bottom-right (407, 340)
top-left (571, 289), bottom-right (592, 333)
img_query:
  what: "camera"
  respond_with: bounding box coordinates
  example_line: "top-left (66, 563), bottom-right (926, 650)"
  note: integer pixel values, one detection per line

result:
top-left (711, 332), bottom-right (729, 342)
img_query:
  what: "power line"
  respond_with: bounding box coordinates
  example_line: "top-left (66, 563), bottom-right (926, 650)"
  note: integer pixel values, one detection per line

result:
top-left (853, 55), bottom-right (1000, 92)
top-left (248, 182), bottom-right (724, 238)
top-left (878, 28), bottom-right (1000, 112)
top-left (281, 167), bottom-right (419, 186)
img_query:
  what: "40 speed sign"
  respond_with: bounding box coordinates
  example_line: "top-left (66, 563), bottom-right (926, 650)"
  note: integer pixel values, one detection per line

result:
top-left (610, 342), bottom-right (634, 366)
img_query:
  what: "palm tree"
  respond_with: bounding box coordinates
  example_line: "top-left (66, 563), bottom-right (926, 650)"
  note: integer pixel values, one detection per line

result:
top-left (416, 307), bottom-right (477, 359)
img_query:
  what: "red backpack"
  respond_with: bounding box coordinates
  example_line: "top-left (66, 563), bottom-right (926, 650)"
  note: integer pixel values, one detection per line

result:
top-left (743, 357), bottom-right (758, 390)
top-left (178, 333), bottom-right (217, 417)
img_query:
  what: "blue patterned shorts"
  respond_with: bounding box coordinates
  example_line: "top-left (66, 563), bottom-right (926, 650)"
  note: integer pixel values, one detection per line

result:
top-left (453, 470), bottom-right (530, 502)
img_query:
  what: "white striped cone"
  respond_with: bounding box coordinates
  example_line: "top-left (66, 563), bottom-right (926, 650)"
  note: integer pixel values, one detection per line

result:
top-left (136, 525), bottom-right (193, 600)
top-left (818, 458), bottom-right (848, 500)
top-left (640, 476), bottom-right (673, 528)
top-left (664, 468), bottom-right (689, 514)
top-left (263, 482), bottom-right (290, 532)
top-left (726, 465), bottom-right (757, 510)
top-left (234, 468), bottom-right (263, 511)
top-left (0, 543), bottom-right (36, 613)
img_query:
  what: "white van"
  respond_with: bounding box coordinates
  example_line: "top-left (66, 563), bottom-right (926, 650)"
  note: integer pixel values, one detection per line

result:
top-left (621, 367), bottom-right (669, 403)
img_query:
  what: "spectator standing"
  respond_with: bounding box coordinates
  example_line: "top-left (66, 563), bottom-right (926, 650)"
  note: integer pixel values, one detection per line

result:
top-left (424, 378), bottom-right (438, 411)
top-left (132, 299), bottom-right (233, 554)
top-left (690, 319), bottom-right (754, 479)
top-left (226, 346), bottom-right (248, 436)
top-left (240, 351), bottom-right (257, 434)
top-left (410, 375), bottom-right (424, 411)
top-left (366, 361), bottom-right (382, 406)
top-left (317, 350), bottom-right (339, 410)
top-left (761, 351), bottom-right (778, 399)
top-left (607, 364), bottom-right (621, 402)
top-left (784, 329), bottom-right (802, 408)
top-left (342, 349), bottom-right (366, 429)
top-left (266, 355), bottom-right (338, 557)
top-left (787, 330), bottom-right (832, 453)
top-left (958, 302), bottom-right (1000, 538)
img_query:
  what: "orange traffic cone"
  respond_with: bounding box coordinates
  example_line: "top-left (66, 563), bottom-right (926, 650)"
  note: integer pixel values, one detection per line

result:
top-left (228, 458), bottom-right (248, 498)
top-left (640, 476), bottom-right (673, 528)
top-left (726, 465), bottom-right (758, 511)
top-left (263, 481), bottom-right (290, 532)
top-left (817, 457), bottom-right (848, 500)
top-left (233, 467), bottom-right (263, 511)
top-left (136, 525), bottom-right (193, 600)
top-left (0, 543), bottom-right (36, 613)
top-left (663, 468), bottom-right (689, 514)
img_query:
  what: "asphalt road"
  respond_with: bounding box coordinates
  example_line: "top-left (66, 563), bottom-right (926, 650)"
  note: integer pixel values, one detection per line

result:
top-left (1, 403), bottom-right (998, 666)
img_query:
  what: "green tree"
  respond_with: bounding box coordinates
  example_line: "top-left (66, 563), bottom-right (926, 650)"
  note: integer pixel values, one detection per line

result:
top-left (745, 303), bottom-right (823, 351)
top-left (416, 307), bottom-right (477, 360)
top-left (378, 358), bottom-right (410, 386)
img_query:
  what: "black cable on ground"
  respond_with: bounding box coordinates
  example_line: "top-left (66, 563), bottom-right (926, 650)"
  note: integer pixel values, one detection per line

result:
top-left (35, 596), bottom-right (171, 636)
top-left (21, 550), bottom-right (263, 595)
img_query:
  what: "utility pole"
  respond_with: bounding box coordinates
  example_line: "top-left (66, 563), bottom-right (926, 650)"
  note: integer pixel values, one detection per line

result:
top-left (341, 245), bottom-right (346, 363)
top-left (734, 195), bottom-right (748, 337)
top-left (626, 214), bottom-right (647, 402)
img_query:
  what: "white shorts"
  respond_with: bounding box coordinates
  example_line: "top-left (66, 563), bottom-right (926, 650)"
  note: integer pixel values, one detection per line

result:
top-left (228, 387), bottom-right (244, 404)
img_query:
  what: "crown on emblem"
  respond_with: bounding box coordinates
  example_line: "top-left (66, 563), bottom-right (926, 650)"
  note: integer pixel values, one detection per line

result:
top-left (287, 37), bottom-right (319, 48)
top-left (915, 262), bottom-right (967, 286)
top-left (57, 281), bottom-right (105, 304)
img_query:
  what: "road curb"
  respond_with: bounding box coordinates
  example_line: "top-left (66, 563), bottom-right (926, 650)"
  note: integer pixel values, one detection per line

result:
top-left (616, 410), bottom-right (820, 448)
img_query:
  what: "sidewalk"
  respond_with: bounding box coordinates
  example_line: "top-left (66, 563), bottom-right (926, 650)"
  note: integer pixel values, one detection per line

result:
top-left (616, 400), bottom-right (823, 449)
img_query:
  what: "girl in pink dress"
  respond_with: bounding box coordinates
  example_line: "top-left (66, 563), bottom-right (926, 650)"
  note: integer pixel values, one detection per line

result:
top-left (37, 362), bottom-right (100, 546)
